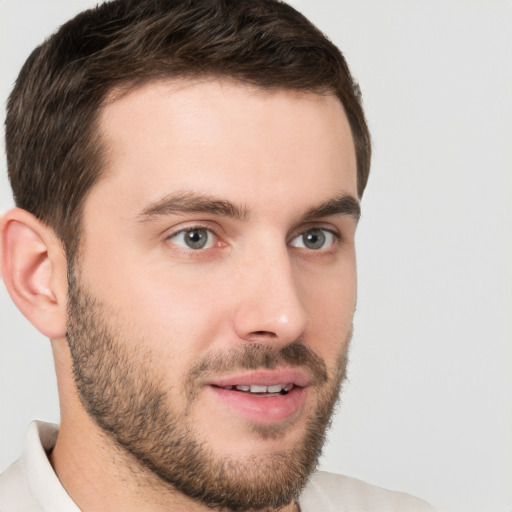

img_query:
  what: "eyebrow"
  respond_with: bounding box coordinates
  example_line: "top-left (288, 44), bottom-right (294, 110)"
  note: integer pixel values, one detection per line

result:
top-left (137, 191), bottom-right (249, 221)
top-left (136, 191), bottom-right (360, 223)
top-left (301, 194), bottom-right (360, 223)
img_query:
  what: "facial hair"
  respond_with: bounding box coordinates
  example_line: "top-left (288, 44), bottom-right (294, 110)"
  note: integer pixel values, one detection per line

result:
top-left (66, 269), bottom-right (350, 511)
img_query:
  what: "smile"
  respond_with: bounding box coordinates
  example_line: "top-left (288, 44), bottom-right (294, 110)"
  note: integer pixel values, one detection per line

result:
top-left (206, 370), bottom-right (310, 424)
top-left (216, 383), bottom-right (295, 395)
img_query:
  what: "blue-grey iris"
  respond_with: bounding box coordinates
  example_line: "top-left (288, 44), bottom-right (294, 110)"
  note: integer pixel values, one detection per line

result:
top-left (303, 229), bottom-right (326, 250)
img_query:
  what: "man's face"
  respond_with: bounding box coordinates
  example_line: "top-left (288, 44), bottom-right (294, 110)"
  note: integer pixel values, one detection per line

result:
top-left (67, 79), bottom-right (358, 510)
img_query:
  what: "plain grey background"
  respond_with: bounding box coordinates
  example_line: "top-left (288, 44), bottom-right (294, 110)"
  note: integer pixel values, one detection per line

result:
top-left (1, 1), bottom-right (511, 511)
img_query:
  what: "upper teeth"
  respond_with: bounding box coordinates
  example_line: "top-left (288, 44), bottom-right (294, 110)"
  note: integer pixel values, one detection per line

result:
top-left (224, 384), bottom-right (294, 393)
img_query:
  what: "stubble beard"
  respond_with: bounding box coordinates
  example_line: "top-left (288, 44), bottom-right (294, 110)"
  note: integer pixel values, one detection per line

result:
top-left (66, 269), bottom-right (350, 511)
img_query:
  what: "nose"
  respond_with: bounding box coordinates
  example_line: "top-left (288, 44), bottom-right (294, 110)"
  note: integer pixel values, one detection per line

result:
top-left (231, 244), bottom-right (308, 345)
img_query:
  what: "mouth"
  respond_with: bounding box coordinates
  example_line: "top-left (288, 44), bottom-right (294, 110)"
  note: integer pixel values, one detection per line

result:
top-left (205, 370), bottom-right (310, 425)
top-left (213, 382), bottom-right (295, 396)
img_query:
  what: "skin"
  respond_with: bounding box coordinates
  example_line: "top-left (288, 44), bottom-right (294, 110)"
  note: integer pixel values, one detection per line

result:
top-left (0, 78), bottom-right (358, 511)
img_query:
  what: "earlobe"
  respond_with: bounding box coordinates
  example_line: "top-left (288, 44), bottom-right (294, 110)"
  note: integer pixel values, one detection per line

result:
top-left (0, 208), bottom-right (68, 339)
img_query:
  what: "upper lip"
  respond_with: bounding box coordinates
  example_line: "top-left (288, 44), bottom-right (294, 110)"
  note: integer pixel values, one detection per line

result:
top-left (206, 368), bottom-right (312, 388)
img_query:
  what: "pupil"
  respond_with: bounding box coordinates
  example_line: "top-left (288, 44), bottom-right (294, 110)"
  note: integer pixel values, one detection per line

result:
top-left (304, 229), bottom-right (325, 250)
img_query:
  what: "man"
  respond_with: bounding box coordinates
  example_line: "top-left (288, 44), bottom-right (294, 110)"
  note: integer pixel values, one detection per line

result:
top-left (0, 1), bottom-right (434, 511)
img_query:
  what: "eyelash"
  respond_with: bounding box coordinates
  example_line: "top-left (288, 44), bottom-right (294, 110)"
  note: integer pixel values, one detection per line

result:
top-left (165, 224), bottom-right (343, 253)
top-left (165, 224), bottom-right (221, 250)
top-left (290, 228), bottom-right (341, 250)
top-left (165, 225), bottom-right (342, 252)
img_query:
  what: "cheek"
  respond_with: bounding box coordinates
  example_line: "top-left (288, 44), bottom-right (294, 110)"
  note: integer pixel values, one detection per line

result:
top-left (131, 279), bottom-right (227, 363)
top-left (80, 245), bottom-right (229, 364)
top-left (299, 261), bottom-right (356, 359)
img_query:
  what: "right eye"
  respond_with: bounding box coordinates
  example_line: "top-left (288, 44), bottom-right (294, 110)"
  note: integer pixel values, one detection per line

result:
top-left (168, 227), bottom-right (216, 250)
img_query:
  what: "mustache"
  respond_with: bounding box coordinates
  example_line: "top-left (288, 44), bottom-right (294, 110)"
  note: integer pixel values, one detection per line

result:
top-left (186, 341), bottom-right (328, 388)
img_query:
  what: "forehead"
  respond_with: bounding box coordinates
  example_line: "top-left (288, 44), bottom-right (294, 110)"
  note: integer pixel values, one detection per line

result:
top-left (90, 78), bottom-right (357, 218)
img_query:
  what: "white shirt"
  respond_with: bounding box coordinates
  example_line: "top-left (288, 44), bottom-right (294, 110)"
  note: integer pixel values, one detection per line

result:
top-left (0, 422), bottom-right (435, 512)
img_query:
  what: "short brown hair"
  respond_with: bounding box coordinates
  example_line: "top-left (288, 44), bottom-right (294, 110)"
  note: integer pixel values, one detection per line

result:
top-left (6, 0), bottom-right (371, 258)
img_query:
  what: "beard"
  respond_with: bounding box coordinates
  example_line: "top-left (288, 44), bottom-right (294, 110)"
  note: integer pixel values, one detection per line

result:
top-left (66, 268), bottom-right (350, 511)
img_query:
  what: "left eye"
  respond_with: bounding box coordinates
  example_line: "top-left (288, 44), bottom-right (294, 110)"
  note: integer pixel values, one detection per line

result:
top-left (168, 228), bottom-right (216, 250)
top-left (290, 228), bottom-right (336, 250)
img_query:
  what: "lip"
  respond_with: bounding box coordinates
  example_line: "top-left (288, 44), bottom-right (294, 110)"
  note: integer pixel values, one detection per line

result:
top-left (207, 368), bottom-right (312, 388)
top-left (205, 369), bottom-right (310, 424)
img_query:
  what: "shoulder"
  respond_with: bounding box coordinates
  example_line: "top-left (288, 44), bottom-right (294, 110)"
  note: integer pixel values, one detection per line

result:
top-left (0, 457), bottom-right (42, 512)
top-left (0, 422), bottom-right (75, 512)
top-left (300, 471), bottom-right (436, 512)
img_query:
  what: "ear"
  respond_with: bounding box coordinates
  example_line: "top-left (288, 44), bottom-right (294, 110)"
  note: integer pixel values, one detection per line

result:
top-left (0, 208), bottom-right (68, 339)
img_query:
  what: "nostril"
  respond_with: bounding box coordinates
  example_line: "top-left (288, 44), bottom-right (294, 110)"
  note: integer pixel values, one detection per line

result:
top-left (250, 330), bottom-right (277, 337)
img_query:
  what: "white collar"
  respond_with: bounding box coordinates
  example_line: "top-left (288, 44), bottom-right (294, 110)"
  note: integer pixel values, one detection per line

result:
top-left (24, 421), bottom-right (79, 512)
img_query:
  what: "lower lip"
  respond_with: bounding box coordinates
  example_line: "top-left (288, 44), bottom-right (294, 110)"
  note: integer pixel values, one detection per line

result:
top-left (207, 386), bottom-right (307, 424)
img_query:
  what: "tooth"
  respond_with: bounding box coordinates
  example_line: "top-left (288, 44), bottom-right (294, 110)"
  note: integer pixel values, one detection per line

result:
top-left (267, 384), bottom-right (283, 393)
top-left (250, 385), bottom-right (267, 393)
top-left (224, 385), bottom-right (233, 390)
top-left (236, 385), bottom-right (250, 391)
top-left (284, 383), bottom-right (294, 392)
